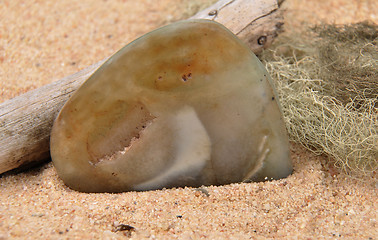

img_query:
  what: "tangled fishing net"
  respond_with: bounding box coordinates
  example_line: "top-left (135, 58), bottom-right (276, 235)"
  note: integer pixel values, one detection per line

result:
top-left (261, 22), bottom-right (377, 177)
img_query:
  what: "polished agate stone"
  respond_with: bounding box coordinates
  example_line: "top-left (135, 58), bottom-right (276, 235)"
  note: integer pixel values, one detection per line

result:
top-left (50, 19), bottom-right (292, 192)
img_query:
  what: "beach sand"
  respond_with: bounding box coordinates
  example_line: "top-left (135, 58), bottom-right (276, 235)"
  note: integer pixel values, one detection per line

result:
top-left (0, 0), bottom-right (377, 239)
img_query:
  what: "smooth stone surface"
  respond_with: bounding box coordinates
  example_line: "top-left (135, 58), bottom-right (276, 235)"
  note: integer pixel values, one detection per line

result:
top-left (50, 19), bottom-right (292, 192)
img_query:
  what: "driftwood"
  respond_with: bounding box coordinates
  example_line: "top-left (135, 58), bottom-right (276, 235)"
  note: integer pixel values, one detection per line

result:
top-left (0, 0), bottom-right (285, 174)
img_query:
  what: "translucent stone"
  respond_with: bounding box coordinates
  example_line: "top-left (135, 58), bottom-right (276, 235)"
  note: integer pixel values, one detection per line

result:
top-left (50, 20), bottom-right (292, 192)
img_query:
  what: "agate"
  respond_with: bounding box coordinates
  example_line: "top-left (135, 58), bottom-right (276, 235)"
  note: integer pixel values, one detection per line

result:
top-left (50, 19), bottom-right (292, 192)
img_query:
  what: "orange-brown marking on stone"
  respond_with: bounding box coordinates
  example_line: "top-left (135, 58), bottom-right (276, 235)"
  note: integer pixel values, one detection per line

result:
top-left (130, 22), bottom-right (249, 92)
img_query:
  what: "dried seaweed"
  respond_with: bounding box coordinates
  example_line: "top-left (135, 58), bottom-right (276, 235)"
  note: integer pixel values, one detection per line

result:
top-left (261, 22), bottom-right (377, 177)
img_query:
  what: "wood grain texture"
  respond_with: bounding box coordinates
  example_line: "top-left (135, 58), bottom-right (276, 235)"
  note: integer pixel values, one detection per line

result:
top-left (190, 0), bottom-right (283, 53)
top-left (0, 0), bottom-right (284, 174)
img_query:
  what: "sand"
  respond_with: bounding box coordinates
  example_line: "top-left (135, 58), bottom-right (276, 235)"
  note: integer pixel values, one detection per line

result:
top-left (0, 0), bottom-right (377, 239)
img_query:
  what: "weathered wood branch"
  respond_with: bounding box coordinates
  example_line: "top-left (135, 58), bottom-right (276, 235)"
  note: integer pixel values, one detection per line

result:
top-left (0, 0), bottom-right (285, 174)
